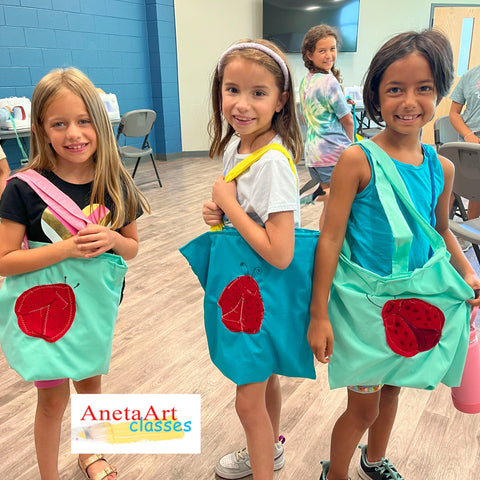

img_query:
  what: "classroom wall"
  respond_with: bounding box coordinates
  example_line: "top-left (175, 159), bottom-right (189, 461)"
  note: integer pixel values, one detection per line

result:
top-left (3, 1), bottom-right (480, 165)
top-left (175, 0), bottom-right (480, 153)
top-left (0, 0), bottom-right (181, 169)
top-left (174, 0), bottom-right (262, 154)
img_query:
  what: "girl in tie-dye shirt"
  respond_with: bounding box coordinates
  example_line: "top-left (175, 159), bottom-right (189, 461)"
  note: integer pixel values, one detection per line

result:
top-left (299, 25), bottom-right (354, 224)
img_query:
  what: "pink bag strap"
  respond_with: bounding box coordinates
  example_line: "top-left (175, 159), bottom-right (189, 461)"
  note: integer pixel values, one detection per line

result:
top-left (9, 170), bottom-right (98, 249)
top-left (12, 170), bottom-right (90, 235)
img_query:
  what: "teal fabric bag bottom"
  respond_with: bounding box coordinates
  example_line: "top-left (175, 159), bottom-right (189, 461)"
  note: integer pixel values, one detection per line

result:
top-left (327, 140), bottom-right (472, 390)
top-left (328, 251), bottom-right (471, 389)
top-left (0, 241), bottom-right (127, 382)
top-left (180, 227), bottom-right (318, 385)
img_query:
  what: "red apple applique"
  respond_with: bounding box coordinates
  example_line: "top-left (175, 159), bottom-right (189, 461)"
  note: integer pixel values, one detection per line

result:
top-left (218, 265), bottom-right (264, 334)
top-left (15, 282), bottom-right (77, 343)
top-left (382, 298), bottom-right (445, 357)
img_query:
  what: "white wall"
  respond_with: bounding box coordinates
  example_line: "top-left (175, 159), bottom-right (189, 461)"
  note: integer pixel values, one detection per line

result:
top-left (174, 0), bottom-right (262, 152)
top-left (290, 0), bottom-right (438, 89)
top-left (175, 0), bottom-right (480, 152)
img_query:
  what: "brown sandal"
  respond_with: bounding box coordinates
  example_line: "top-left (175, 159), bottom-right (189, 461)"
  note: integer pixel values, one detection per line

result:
top-left (78, 454), bottom-right (117, 480)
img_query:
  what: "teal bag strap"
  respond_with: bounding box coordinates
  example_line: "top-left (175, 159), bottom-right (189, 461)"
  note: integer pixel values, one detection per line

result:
top-left (360, 141), bottom-right (413, 273)
top-left (358, 139), bottom-right (446, 274)
top-left (8, 112), bottom-right (28, 160)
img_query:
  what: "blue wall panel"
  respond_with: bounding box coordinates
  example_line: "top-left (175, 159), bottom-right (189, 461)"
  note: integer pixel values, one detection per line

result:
top-left (0, 0), bottom-right (181, 170)
top-left (5, 6), bottom-right (38, 27)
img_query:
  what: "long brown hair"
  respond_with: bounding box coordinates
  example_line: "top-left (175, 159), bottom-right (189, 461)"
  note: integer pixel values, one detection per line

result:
top-left (28, 67), bottom-right (150, 229)
top-left (208, 39), bottom-right (303, 164)
top-left (301, 24), bottom-right (342, 83)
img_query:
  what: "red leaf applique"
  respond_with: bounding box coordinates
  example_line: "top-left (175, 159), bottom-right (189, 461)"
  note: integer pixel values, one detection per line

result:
top-left (218, 274), bottom-right (264, 334)
top-left (15, 283), bottom-right (76, 343)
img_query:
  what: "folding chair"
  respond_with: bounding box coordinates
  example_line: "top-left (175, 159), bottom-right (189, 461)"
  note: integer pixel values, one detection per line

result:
top-left (438, 142), bottom-right (480, 263)
top-left (116, 109), bottom-right (162, 187)
top-left (433, 115), bottom-right (458, 149)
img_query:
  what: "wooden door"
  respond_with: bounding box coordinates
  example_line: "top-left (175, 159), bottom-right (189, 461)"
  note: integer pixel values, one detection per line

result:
top-left (422, 5), bottom-right (480, 144)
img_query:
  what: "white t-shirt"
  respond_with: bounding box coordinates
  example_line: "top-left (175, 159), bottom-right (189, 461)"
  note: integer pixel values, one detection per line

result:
top-left (223, 135), bottom-right (301, 227)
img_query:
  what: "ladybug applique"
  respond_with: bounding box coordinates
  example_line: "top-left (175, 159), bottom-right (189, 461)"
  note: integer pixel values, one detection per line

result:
top-left (218, 264), bottom-right (264, 334)
top-left (15, 281), bottom-right (77, 343)
top-left (381, 298), bottom-right (445, 357)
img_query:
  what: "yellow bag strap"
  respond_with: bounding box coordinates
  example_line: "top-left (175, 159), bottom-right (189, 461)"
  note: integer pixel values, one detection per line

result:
top-left (211, 143), bottom-right (297, 231)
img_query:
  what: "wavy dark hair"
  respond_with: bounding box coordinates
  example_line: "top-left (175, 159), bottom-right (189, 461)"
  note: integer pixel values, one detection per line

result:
top-left (363, 29), bottom-right (454, 126)
top-left (301, 24), bottom-right (342, 83)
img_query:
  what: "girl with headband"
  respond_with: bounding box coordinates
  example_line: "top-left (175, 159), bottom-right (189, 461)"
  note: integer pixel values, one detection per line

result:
top-left (202, 39), bottom-right (305, 479)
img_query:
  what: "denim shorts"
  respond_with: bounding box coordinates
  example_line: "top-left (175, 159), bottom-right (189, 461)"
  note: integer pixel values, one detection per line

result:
top-left (308, 165), bottom-right (335, 185)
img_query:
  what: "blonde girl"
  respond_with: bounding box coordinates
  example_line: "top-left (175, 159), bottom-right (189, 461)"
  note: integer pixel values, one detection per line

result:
top-left (202, 40), bottom-right (303, 480)
top-left (0, 67), bottom-right (150, 480)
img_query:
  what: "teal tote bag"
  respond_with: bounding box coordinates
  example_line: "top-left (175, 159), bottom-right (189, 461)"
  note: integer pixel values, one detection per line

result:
top-left (180, 144), bottom-right (317, 385)
top-left (0, 171), bottom-right (128, 381)
top-left (0, 243), bottom-right (127, 381)
top-left (328, 140), bottom-right (472, 390)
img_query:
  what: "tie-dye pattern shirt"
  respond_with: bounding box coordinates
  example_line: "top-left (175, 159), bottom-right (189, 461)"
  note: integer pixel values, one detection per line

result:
top-left (299, 72), bottom-right (351, 168)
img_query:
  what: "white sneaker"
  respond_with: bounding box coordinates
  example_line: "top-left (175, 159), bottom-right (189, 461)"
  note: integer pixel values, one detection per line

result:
top-left (214, 436), bottom-right (285, 479)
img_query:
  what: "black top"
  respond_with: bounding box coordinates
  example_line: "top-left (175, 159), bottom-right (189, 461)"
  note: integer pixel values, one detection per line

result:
top-left (0, 170), bottom-right (140, 243)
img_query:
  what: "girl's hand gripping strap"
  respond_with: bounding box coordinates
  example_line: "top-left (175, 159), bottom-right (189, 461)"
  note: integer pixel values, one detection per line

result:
top-left (9, 170), bottom-right (92, 249)
top-left (210, 143), bottom-right (297, 231)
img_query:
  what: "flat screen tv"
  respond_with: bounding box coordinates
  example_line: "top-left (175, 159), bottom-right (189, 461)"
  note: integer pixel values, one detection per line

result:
top-left (263, 0), bottom-right (360, 53)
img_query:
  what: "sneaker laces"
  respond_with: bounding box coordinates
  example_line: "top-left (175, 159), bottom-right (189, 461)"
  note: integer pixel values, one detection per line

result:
top-left (375, 458), bottom-right (404, 480)
top-left (234, 448), bottom-right (249, 462)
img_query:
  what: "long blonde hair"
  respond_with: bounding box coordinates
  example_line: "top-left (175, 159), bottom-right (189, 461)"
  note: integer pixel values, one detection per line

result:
top-left (28, 67), bottom-right (150, 229)
top-left (208, 39), bottom-right (303, 164)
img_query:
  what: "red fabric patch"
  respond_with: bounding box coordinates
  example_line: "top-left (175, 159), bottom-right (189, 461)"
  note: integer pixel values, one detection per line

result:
top-left (218, 275), bottom-right (264, 334)
top-left (382, 298), bottom-right (445, 357)
top-left (15, 284), bottom-right (76, 343)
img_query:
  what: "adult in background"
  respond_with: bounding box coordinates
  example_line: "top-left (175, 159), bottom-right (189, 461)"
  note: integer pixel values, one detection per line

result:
top-left (449, 64), bottom-right (480, 220)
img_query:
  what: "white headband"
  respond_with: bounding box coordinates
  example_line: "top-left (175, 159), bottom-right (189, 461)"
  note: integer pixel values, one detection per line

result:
top-left (217, 42), bottom-right (290, 92)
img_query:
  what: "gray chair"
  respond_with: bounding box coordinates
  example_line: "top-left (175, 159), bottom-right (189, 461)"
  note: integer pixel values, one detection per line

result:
top-left (357, 110), bottom-right (384, 138)
top-left (434, 115), bottom-right (458, 149)
top-left (116, 109), bottom-right (162, 187)
top-left (438, 142), bottom-right (480, 263)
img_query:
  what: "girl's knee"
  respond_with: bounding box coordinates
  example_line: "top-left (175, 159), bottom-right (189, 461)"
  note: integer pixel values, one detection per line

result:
top-left (235, 383), bottom-right (267, 427)
top-left (346, 390), bottom-right (381, 428)
top-left (349, 404), bottom-right (379, 429)
top-left (381, 385), bottom-right (401, 401)
top-left (73, 375), bottom-right (102, 394)
top-left (36, 387), bottom-right (69, 419)
top-left (235, 394), bottom-right (259, 422)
